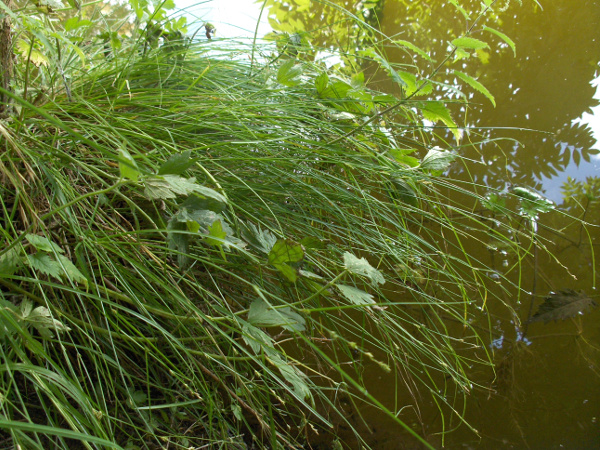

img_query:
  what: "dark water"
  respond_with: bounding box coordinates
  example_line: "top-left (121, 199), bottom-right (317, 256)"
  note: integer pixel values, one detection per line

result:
top-left (184, 0), bottom-right (600, 447)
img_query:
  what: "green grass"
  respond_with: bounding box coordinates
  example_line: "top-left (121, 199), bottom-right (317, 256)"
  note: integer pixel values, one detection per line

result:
top-left (0, 3), bottom-right (583, 448)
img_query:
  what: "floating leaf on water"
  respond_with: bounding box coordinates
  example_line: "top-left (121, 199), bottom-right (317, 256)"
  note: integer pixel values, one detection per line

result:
top-left (529, 290), bottom-right (598, 324)
top-left (511, 186), bottom-right (555, 218)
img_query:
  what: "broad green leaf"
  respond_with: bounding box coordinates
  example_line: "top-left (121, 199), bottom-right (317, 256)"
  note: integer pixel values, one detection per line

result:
top-left (118, 148), bottom-right (140, 181)
top-left (394, 39), bottom-right (433, 62)
top-left (157, 151), bottom-right (194, 175)
top-left (391, 178), bottom-right (419, 207)
top-left (273, 355), bottom-right (312, 400)
top-left (268, 239), bottom-right (304, 282)
top-left (512, 186), bottom-right (555, 218)
top-left (248, 298), bottom-right (305, 332)
top-left (242, 222), bottom-right (278, 254)
top-left (26, 234), bottom-right (64, 254)
top-left (241, 323), bottom-right (274, 354)
top-left (315, 72), bottom-right (329, 95)
top-left (343, 252), bottom-right (384, 285)
top-left (388, 149), bottom-right (420, 168)
top-left (482, 26), bottom-right (516, 56)
top-left (0, 249), bottom-right (21, 277)
top-left (16, 39), bottom-right (49, 67)
top-left (420, 148), bottom-right (456, 172)
top-left (205, 220), bottom-right (227, 247)
top-left (451, 37), bottom-right (489, 51)
top-left (27, 253), bottom-right (62, 280)
top-left (419, 101), bottom-right (461, 142)
top-left (300, 236), bottom-right (325, 249)
top-left (22, 303), bottom-right (71, 339)
top-left (144, 175), bottom-right (226, 203)
top-left (277, 60), bottom-right (303, 87)
top-left (530, 290), bottom-right (597, 324)
top-left (336, 284), bottom-right (376, 306)
top-left (397, 71), bottom-right (417, 96)
top-left (56, 254), bottom-right (88, 286)
top-left (453, 70), bottom-right (496, 107)
top-left (179, 193), bottom-right (226, 214)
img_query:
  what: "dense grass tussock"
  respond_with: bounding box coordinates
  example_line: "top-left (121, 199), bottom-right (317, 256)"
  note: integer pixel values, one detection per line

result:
top-left (0, 34), bottom-right (534, 448)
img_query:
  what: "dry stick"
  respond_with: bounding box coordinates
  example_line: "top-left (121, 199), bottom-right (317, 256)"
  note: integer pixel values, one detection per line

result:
top-left (326, 0), bottom-right (500, 147)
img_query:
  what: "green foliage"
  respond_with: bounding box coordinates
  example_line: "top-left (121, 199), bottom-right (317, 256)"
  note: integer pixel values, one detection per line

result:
top-left (0, 1), bottom-right (586, 449)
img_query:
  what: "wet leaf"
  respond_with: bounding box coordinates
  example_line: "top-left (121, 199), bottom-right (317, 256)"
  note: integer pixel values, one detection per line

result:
top-left (530, 290), bottom-right (598, 324)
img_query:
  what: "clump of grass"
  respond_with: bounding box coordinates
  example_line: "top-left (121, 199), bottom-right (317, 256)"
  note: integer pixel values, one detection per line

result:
top-left (0, 3), bottom-right (571, 448)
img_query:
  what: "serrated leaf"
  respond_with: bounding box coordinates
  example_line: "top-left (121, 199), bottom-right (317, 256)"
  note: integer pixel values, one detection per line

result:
top-left (273, 355), bottom-right (312, 400)
top-left (205, 219), bottom-right (227, 247)
top-left (24, 304), bottom-right (71, 339)
top-left (343, 252), bottom-right (384, 285)
top-left (144, 175), bottom-right (227, 203)
top-left (0, 249), bottom-right (22, 276)
top-left (482, 26), bottom-right (516, 56)
top-left (420, 148), bottom-right (457, 172)
top-left (26, 234), bottom-right (64, 254)
top-left (16, 39), bottom-right (49, 67)
top-left (391, 178), bottom-right (419, 207)
top-left (248, 298), bottom-right (305, 332)
top-left (27, 253), bottom-right (63, 280)
top-left (242, 323), bottom-right (274, 354)
top-left (388, 149), bottom-right (420, 168)
top-left (268, 239), bottom-right (304, 282)
top-left (451, 37), bottom-right (489, 51)
top-left (394, 39), bottom-right (432, 62)
top-left (420, 101), bottom-right (461, 142)
top-left (118, 149), bottom-right (140, 181)
top-left (277, 59), bottom-right (303, 87)
top-left (241, 222), bottom-right (278, 254)
top-left (315, 72), bottom-right (329, 95)
top-left (453, 70), bottom-right (496, 107)
top-left (336, 284), bottom-right (376, 306)
top-left (157, 151), bottom-right (194, 175)
top-left (530, 290), bottom-right (598, 324)
top-left (56, 254), bottom-right (88, 286)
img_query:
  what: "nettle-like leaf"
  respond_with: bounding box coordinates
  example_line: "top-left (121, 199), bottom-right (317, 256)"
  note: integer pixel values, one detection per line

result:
top-left (482, 25), bottom-right (516, 56)
top-left (343, 252), bottom-right (384, 286)
top-left (27, 253), bottom-right (63, 280)
top-left (26, 234), bottom-right (64, 254)
top-left (241, 222), bottom-right (278, 254)
top-left (420, 147), bottom-right (457, 172)
top-left (0, 249), bottom-right (22, 277)
top-left (157, 151), bottom-right (194, 175)
top-left (419, 101), bottom-right (461, 143)
top-left (530, 290), bottom-right (598, 324)
top-left (268, 239), bottom-right (304, 283)
top-left (248, 298), bottom-right (305, 332)
top-left (336, 284), bottom-right (376, 306)
top-left (144, 175), bottom-right (226, 203)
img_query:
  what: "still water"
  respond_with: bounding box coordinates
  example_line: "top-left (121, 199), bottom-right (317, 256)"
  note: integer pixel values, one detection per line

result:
top-left (182, 0), bottom-right (600, 447)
